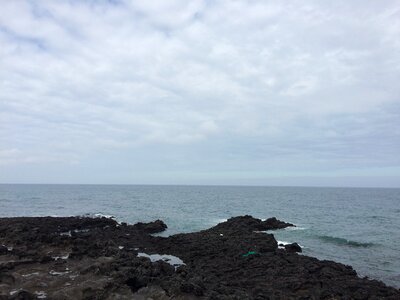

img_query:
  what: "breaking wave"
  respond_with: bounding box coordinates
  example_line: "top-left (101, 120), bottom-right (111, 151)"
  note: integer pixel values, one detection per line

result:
top-left (317, 235), bottom-right (376, 248)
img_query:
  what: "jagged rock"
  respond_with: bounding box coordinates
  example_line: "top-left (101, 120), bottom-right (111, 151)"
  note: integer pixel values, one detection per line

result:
top-left (9, 290), bottom-right (36, 300)
top-left (210, 215), bottom-right (293, 234)
top-left (262, 217), bottom-right (294, 230)
top-left (132, 220), bottom-right (168, 234)
top-left (0, 246), bottom-right (8, 255)
top-left (284, 242), bottom-right (302, 253)
top-left (0, 216), bottom-right (399, 299)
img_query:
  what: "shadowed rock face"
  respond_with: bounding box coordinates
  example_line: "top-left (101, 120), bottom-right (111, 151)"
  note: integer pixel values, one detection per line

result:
top-left (131, 219), bottom-right (167, 234)
top-left (0, 216), bottom-right (399, 299)
top-left (284, 242), bottom-right (302, 253)
top-left (209, 216), bottom-right (294, 234)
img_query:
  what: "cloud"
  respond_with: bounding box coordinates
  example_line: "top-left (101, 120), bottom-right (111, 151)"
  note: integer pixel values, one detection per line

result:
top-left (0, 0), bottom-right (399, 185)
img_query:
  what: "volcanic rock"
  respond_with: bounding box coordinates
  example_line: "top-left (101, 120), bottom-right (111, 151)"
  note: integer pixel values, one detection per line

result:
top-left (132, 219), bottom-right (168, 234)
top-left (0, 215), bottom-right (399, 299)
top-left (284, 242), bottom-right (302, 253)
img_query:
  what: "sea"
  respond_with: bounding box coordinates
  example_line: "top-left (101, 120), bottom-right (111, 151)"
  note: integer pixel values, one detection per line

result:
top-left (0, 184), bottom-right (399, 288)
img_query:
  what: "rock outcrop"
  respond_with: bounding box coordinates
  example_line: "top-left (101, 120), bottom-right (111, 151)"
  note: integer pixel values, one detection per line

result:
top-left (0, 215), bottom-right (399, 299)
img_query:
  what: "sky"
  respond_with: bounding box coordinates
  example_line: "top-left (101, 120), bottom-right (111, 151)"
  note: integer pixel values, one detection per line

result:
top-left (1, 0), bottom-right (400, 187)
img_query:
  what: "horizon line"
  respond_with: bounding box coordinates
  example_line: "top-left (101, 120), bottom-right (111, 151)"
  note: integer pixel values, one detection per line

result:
top-left (1, 183), bottom-right (399, 189)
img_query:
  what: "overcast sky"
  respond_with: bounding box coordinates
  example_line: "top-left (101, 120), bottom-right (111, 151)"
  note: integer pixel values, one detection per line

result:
top-left (1, 1), bottom-right (399, 187)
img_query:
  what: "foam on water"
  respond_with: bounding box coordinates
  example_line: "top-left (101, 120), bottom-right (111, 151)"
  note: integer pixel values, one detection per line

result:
top-left (277, 240), bottom-right (291, 246)
top-left (276, 240), bottom-right (304, 249)
top-left (284, 226), bottom-right (307, 231)
top-left (210, 218), bottom-right (228, 226)
top-left (277, 240), bottom-right (290, 249)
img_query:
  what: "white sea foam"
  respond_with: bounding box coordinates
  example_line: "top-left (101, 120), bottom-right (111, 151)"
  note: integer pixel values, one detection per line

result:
top-left (277, 240), bottom-right (289, 249)
top-left (93, 213), bottom-right (122, 224)
top-left (94, 213), bottom-right (115, 219)
top-left (277, 240), bottom-right (304, 249)
top-left (277, 240), bottom-right (291, 246)
top-left (210, 218), bottom-right (227, 225)
top-left (284, 226), bottom-right (306, 231)
top-left (137, 252), bottom-right (185, 270)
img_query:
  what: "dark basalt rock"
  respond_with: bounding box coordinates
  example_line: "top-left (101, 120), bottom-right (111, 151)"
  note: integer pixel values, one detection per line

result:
top-left (210, 215), bottom-right (294, 234)
top-left (9, 290), bottom-right (36, 300)
top-left (262, 216), bottom-right (295, 230)
top-left (0, 245), bottom-right (8, 255)
top-left (0, 215), bottom-right (399, 299)
top-left (284, 242), bottom-right (302, 253)
top-left (132, 219), bottom-right (168, 234)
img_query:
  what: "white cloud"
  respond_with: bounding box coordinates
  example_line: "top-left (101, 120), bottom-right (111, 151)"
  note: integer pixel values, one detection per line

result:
top-left (0, 0), bottom-right (399, 185)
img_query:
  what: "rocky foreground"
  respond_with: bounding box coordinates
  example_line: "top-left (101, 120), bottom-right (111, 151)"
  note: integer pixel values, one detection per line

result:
top-left (0, 216), bottom-right (399, 299)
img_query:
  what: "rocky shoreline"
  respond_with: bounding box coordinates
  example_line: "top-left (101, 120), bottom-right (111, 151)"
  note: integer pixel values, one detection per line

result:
top-left (0, 215), bottom-right (399, 299)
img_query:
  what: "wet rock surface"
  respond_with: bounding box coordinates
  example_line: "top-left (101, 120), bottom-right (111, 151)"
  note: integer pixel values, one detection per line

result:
top-left (0, 215), bottom-right (399, 299)
top-left (284, 243), bottom-right (302, 253)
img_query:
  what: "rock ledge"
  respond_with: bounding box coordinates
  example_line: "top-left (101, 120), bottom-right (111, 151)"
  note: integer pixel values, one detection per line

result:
top-left (0, 216), bottom-right (399, 299)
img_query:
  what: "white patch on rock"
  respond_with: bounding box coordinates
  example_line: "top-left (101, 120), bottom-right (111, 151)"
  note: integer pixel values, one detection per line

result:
top-left (52, 254), bottom-right (69, 260)
top-left (10, 289), bottom-right (21, 296)
top-left (137, 252), bottom-right (185, 270)
top-left (22, 272), bottom-right (40, 277)
top-left (49, 270), bottom-right (70, 276)
top-left (35, 291), bottom-right (47, 299)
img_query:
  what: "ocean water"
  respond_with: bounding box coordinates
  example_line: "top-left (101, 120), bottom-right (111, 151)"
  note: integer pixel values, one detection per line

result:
top-left (0, 184), bottom-right (399, 288)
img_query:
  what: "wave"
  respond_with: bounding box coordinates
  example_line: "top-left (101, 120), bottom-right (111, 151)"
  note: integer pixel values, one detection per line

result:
top-left (317, 235), bottom-right (376, 248)
top-left (368, 215), bottom-right (387, 220)
top-left (284, 226), bottom-right (306, 231)
top-left (79, 213), bottom-right (123, 225)
top-left (277, 240), bottom-right (290, 246)
top-left (209, 218), bottom-right (228, 225)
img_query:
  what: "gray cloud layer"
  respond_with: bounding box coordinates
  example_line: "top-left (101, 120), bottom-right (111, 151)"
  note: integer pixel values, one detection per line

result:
top-left (1, 1), bottom-right (399, 186)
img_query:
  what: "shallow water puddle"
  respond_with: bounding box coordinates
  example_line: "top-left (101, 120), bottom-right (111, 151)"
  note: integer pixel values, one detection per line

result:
top-left (137, 252), bottom-right (185, 269)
